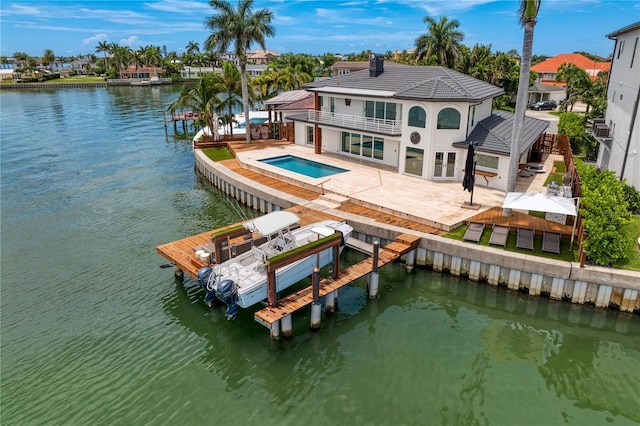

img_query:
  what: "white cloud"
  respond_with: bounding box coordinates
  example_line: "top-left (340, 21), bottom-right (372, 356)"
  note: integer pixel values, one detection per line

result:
top-left (119, 36), bottom-right (141, 48)
top-left (82, 33), bottom-right (108, 45)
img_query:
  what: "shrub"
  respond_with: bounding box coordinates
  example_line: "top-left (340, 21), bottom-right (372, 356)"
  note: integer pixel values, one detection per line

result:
top-left (623, 182), bottom-right (640, 214)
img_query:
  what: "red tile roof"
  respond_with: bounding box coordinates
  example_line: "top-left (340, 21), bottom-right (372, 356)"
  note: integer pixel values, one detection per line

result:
top-left (531, 53), bottom-right (610, 73)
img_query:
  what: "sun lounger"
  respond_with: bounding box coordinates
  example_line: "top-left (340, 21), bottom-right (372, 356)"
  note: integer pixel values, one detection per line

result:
top-left (463, 222), bottom-right (485, 243)
top-left (516, 227), bottom-right (534, 250)
top-left (488, 224), bottom-right (509, 247)
top-left (542, 231), bottom-right (561, 254)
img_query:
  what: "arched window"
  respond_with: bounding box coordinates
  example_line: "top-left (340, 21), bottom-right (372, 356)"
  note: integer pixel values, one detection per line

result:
top-left (437, 108), bottom-right (460, 129)
top-left (408, 106), bottom-right (426, 128)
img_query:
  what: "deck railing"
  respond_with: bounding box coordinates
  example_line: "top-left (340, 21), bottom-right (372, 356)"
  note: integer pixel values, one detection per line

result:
top-left (306, 110), bottom-right (402, 135)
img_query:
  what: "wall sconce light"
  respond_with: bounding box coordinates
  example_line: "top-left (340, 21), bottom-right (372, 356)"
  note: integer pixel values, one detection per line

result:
top-left (345, 98), bottom-right (351, 106)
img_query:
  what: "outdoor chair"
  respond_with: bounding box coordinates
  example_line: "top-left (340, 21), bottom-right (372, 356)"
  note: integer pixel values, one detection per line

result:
top-left (488, 224), bottom-right (509, 247)
top-left (463, 222), bottom-right (485, 243)
top-left (542, 231), bottom-right (561, 254)
top-left (516, 227), bottom-right (534, 250)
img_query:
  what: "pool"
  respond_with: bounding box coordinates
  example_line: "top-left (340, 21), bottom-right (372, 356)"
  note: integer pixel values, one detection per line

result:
top-left (235, 118), bottom-right (268, 129)
top-left (259, 155), bottom-right (349, 178)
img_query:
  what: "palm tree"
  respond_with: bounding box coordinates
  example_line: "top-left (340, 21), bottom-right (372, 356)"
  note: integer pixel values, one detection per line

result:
top-left (414, 16), bottom-right (464, 68)
top-left (555, 62), bottom-right (591, 111)
top-left (96, 41), bottom-right (111, 71)
top-left (168, 72), bottom-right (223, 136)
top-left (217, 62), bottom-right (244, 136)
top-left (41, 49), bottom-right (55, 67)
top-left (505, 0), bottom-right (542, 216)
top-left (110, 43), bottom-right (130, 78)
top-left (204, 0), bottom-right (275, 144)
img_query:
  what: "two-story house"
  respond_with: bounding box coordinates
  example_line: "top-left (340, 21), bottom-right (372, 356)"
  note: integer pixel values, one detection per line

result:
top-left (595, 21), bottom-right (640, 190)
top-left (289, 54), bottom-right (549, 192)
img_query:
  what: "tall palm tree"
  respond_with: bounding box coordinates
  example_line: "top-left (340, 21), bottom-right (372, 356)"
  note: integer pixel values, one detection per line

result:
top-left (204, 0), bottom-right (275, 144)
top-left (505, 0), bottom-right (542, 216)
top-left (555, 62), bottom-right (590, 111)
top-left (414, 16), bottom-right (464, 68)
top-left (110, 43), bottom-right (130, 78)
top-left (41, 49), bottom-right (55, 67)
top-left (96, 41), bottom-right (111, 71)
top-left (217, 61), bottom-right (244, 136)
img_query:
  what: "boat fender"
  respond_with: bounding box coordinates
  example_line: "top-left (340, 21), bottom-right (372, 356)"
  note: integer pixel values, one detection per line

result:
top-left (216, 279), bottom-right (239, 320)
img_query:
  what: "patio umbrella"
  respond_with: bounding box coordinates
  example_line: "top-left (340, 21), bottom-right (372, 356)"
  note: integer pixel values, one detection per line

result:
top-left (462, 142), bottom-right (475, 193)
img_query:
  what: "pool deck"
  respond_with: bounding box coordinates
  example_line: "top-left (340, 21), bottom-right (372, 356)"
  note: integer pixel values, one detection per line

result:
top-left (231, 141), bottom-right (562, 231)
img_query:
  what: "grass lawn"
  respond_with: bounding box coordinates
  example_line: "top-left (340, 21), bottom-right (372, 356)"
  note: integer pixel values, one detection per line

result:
top-left (613, 215), bottom-right (640, 271)
top-left (47, 76), bottom-right (106, 83)
top-left (543, 160), bottom-right (566, 187)
top-left (444, 224), bottom-right (577, 262)
top-left (201, 146), bottom-right (235, 161)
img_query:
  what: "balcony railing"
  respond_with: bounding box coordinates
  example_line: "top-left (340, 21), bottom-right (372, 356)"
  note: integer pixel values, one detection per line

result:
top-left (307, 110), bottom-right (402, 135)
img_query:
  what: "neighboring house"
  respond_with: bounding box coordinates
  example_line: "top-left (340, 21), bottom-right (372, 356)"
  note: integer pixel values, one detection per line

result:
top-left (180, 66), bottom-right (218, 79)
top-left (0, 69), bottom-right (14, 81)
top-left (246, 49), bottom-right (279, 65)
top-left (69, 56), bottom-right (98, 75)
top-left (290, 54), bottom-right (548, 192)
top-left (121, 66), bottom-right (163, 79)
top-left (220, 52), bottom-right (240, 66)
top-left (595, 21), bottom-right (640, 190)
top-left (245, 64), bottom-right (267, 77)
top-left (531, 53), bottom-right (610, 86)
top-left (527, 82), bottom-right (566, 105)
top-left (330, 59), bottom-right (402, 77)
top-left (264, 90), bottom-right (315, 122)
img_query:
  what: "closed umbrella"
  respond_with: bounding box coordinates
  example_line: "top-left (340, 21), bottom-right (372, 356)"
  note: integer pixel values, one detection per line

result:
top-left (462, 142), bottom-right (476, 205)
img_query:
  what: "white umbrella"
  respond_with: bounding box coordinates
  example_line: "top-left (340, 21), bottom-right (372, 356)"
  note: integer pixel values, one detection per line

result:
top-left (503, 192), bottom-right (577, 216)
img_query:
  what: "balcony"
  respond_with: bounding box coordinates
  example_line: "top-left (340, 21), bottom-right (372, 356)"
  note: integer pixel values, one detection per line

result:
top-left (306, 110), bottom-right (402, 136)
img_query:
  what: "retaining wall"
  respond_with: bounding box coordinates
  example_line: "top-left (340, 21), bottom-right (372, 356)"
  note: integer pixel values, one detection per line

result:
top-left (195, 150), bottom-right (640, 314)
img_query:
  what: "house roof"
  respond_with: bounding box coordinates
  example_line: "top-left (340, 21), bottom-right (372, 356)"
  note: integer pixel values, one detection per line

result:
top-left (531, 53), bottom-right (610, 74)
top-left (528, 82), bottom-right (566, 93)
top-left (331, 60), bottom-right (403, 71)
top-left (305, 65), bottom-right (504, 102)
top-left (277, 95), bottom-right (315, 111)
top-left (606, 21), bottom-right (640, 38)
top-left (264, 90), bottom-right (311, 105)
top-left (452, 110), bottom-right (549, 156)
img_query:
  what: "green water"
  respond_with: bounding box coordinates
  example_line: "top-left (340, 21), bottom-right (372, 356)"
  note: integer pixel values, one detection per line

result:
top-left (1, 86), bottom-right (638, 425)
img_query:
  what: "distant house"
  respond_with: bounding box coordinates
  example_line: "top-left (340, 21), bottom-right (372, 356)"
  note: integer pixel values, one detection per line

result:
top-left (68, 56), bottom-right (98, 75)
top-left (595, 21), bottom-right (640, 191)
top-left (180, 66), bottom-right (218, 79)
top-left (0, 69), bottom-right (14, 81)
top-left (121, 66), bottom-right (163, 79)
top-left (246, 49), bottom-right (279, 65)
top-left (531, 53), bottom-right (611, 86)
top-left (527, 82), bottom-right (566, 106)
top-left (330, 59), bottom-right (402, 77)
top-left (289, 54), bottom-right (549, 192)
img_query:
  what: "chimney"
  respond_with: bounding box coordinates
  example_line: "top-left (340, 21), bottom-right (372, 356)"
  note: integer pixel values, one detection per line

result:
top-left (369, 52), bottom-right (384, 77)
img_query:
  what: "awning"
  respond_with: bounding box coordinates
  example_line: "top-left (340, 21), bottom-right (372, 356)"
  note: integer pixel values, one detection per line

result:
top-left (243, 211), bottom-right (300, 236)
top-left (503, 192), bottom-right (577, 216)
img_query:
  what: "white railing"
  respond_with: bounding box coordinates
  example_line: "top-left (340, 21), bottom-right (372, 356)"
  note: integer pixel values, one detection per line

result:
top-left (307, 110), bottom-right (402, 135)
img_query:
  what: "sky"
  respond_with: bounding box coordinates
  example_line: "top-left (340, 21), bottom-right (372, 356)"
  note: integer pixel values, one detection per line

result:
top-left (1, 0), bottom-right (639, 59)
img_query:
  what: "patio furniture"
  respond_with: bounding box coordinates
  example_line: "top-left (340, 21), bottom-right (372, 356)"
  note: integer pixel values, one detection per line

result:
top-left (488, 224), bottom-right (509, 247)
top-left (463, 222), bottom-right (485, 243)
top-left (542, 231), bottom-right (561, 254)
top-left (516, 227), bottom-right (534, 250)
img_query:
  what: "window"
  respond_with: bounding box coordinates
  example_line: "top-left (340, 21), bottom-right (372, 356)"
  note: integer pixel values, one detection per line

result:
top-left (405, 147), bottom-right (424, 176)
top-left (437, 108), bottom-right (460, 129)
top-left (365, 101), bottom-right (398, 121)
top-left (305, 126), bottom-right (314, 146)
top-left (408, 106), bottom-right (426, 128)
top-left (617, 40), bottom-right (625, 59)
top-left (631, 37), bottom-right (638, 68)
top-left (341, 131), bottom-right (384, 161)
top-left (470, 106), bottom-right (476, 127)
top-left (476, 154), bottom-right (499, 171)
top-left (330, 97), bottom-right (335, 113)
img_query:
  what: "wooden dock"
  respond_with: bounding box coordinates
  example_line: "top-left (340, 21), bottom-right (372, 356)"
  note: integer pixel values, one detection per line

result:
top-left (254, 233), bottom-right (421, 328)
top-left (156, 206), bottom-right (343, 280)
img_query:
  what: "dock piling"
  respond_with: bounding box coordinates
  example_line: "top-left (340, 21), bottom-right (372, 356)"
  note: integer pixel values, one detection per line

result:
top-left (270, 320), bottom-right (281, 339)
top-left (311, 268), bottom-right (322, 330)
top-left (325, 291), bottom-right (336, 314)
top-left (368, 241), bottom-right (380, 298)
top-left (281, 315), bottom-right (293, 338)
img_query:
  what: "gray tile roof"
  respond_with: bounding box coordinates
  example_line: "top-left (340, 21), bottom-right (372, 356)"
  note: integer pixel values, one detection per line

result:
top-left (528, 82), bottom-right (565, 93)
top-left (452, 110), bottom-right (549, 156)
top-left (305, 65), bottom-right (504, 102)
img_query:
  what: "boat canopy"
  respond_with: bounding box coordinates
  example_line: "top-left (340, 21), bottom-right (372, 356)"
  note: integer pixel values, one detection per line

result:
top-left (243, 211), bottom-right (300, 236)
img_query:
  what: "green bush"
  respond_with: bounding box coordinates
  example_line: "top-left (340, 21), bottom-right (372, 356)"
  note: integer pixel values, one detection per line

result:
top-left (623, 182), bottom-right (640, 214)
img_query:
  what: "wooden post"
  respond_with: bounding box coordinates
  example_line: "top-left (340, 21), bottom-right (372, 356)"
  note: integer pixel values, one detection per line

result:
top-left (332, 244), bottom-right (340, 279)
top-left (310, 267), bottom-right (321, 330)
top-left (368, 241), bottom-right (380, 298)
top-left (267, 269), bottom-right (277, 306)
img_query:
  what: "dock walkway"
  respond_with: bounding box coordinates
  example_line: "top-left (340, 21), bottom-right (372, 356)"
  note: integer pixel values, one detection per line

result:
top-left (254, 233), bottom-right (421, 328)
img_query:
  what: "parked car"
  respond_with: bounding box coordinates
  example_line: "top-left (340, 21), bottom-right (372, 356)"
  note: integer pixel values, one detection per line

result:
top-left (530, 100), bottom-right (557, 111)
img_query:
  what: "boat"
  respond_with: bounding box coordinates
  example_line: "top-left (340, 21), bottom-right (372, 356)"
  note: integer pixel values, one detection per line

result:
top-left (218, 110), bottom-right (269, 136)
top-left (196, 211), bottom-right (353, 320)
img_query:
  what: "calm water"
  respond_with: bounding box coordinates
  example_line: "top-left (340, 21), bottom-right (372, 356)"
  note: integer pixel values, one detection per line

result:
top-left (1, 86), bottom-right (639, 426)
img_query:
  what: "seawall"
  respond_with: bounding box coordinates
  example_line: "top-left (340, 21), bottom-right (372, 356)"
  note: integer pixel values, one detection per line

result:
top-left (194, 150), bottom-right (640, 314)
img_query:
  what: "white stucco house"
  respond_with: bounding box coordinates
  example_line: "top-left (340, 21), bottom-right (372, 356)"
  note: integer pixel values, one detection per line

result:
top-left (288, 54), bottom-right (548, 192)
top-left (595, 21), bottom-right (640, 190)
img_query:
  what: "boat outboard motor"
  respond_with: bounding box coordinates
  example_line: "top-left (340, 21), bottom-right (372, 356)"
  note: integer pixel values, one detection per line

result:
top-left (197, 266), bottom-right (217, 307)
top-left (216, 279), bottom-right (239, 320)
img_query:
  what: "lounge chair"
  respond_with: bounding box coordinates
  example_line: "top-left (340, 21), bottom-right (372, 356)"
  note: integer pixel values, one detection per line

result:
top-left (488, 224), bottom-right (509, 247)
top-left (542, 231), bottom-right (561, 254)
top-left (516, 227), bottom-right (534, 250)
top-left (463, 222), bottom-right (485, 243)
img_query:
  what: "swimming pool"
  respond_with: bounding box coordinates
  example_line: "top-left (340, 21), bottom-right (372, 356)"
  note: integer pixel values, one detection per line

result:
top-left (259, 155), bottom-right (349, 178)
top-left (235, 118), bottom-right (268, 129)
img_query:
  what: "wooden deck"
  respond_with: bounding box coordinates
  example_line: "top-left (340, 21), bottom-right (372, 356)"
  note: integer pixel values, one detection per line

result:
top-left (467, 206), bottom-right (574, 237)
top-left (156, 206), bottom-right (342, 280)
top-left (254, 233), bottom-right (421, 327)
top-left (337, 202), bottom-right (448, 236)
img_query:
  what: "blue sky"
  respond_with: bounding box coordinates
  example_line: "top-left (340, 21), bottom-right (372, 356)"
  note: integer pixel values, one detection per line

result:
top-left (1, 0), bottom-right (638, 59)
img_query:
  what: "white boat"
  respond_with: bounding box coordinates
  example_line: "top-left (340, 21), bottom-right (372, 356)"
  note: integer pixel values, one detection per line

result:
top-left (196, 211), bottom-right (353, 319)
top-left (218, 110), bottom-right (269, 136)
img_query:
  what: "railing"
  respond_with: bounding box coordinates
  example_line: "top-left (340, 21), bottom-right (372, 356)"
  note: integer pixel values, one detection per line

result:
top-left (307, 110), bottom-right (402, 135)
